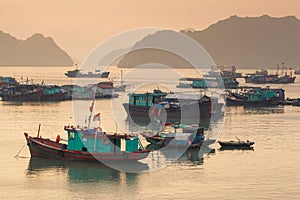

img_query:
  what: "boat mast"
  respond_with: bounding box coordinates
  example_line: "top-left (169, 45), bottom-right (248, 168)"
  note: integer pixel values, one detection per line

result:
top-left (37, 124), bottom-right (41, 137)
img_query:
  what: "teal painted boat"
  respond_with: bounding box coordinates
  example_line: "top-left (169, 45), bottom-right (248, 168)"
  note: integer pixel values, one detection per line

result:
top-left (24, 126), bottom-right (150, 162)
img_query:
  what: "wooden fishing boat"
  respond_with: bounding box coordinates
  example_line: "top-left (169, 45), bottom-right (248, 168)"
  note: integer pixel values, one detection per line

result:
top-left (38, 85), bottom-right (66, 101)
top-left (292, 98), bottom-right (300, 106)
top-left (244, 66), bottom-right (296, 84)
top-left (142, 124), bottom-right (207, 149)
top-left (294, 69), bottom-right (300, 74)
top-left (65, 69), bottom-right (110, 78)
top-left (0, 85), bottom-right (43, 101)
top-left (123, 89), bottom-right (215, 125)
top-left (225, 87), bottom-right (285, 107)
top-left (218, 140), bottom-right (254, 148)
top-left (24, 126), bottom-right (150, 162)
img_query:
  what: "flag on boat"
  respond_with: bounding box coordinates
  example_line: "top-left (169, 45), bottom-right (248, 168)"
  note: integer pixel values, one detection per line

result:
top-left (93, 113), bottom-right (101, 121)
top-left (89, 100), bottom-right (94, 112)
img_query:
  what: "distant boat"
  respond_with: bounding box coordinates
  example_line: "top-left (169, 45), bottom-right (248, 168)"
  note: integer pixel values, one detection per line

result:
top-left (123, 89), bottom-right (215, 125)
top-left (294, 69), bottom-right (300, 74)
top-left (292, 98), bottom-right (300, 106)
top-left (65, 69), bottom-right (110, 78)
top-left (244, 66), bottom-right (296, 84)
top-left (142, 124), bottom-right (207, 149)
top-left (24, 125), bottom-right (150, 162)
top-left (225, 86), bottom-right (285, 107)
top-left (37, 85), bottom-right (67, 101)
top-left (218, 140), bottom-right (254, 148)
top-left (0, 85), bottom-right (43, 101)
top-left (177, 77), bottom-right (239, 89)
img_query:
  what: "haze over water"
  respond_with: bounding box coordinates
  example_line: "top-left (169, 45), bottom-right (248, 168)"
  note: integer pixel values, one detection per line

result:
top-left (0, 67), bottom-right (299, 199)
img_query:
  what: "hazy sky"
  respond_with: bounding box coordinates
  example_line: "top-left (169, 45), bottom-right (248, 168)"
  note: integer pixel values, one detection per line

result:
top-left (1, 0), bottom-right (300, 61)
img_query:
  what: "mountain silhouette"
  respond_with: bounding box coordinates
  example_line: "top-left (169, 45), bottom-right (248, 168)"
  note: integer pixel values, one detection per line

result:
top-left (118, 15), bottom-right (300, 69)
top-left (0, 31), bottom-right (73, 66)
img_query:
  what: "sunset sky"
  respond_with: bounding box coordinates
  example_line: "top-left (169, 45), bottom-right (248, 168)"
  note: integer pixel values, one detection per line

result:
top-left (1, 0), bottom-right (300, 61)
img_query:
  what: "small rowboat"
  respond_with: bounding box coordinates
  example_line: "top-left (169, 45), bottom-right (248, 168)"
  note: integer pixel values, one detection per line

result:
top-left (218, 139), bottom-right (254, 148)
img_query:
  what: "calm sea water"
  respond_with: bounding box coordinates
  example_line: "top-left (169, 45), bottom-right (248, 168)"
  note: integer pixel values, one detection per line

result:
top-left (0, 66), bottom-right (300, 199)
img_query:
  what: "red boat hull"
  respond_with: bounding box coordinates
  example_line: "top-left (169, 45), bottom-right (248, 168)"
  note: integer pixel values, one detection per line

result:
top-left (24, 133), bottom-right (150, 162)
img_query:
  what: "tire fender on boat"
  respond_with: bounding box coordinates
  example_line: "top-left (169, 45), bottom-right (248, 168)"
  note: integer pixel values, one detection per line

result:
top-left (102, 138), bottom-right (110, 146)
top-left (31, 141), bottom-right (36, 147)
top-left (124, 153), bottom-right (129, 159)
top-left (58, 150), bottom-right (65, 157)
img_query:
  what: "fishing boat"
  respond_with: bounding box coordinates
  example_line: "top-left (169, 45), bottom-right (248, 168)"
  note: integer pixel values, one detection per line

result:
top-left (142, 124), bottom-right (207, 149)
top-left (218, 140), bottom-right (254, 148)
top-left (38, 85), bottom-right (66, 101)
top-left (123, 89), bottom-right (214, 125)
top-left (244, 66), bottom-right (296, 84)
top-left (176, 77), bottom-right (239, 89)
top-left (294, 69), bottom-right (300, 74)
top-left (24, 126), bottom-right (150, 162)
top-left (88, 82), bottom-right (116, 98)
top-left (65, 69), bottom-right (110, 78)
top-left (225, 86), bottom-right (285, 107)
top-left (292, 98), bottom-right (300, 106)
top-left (0, 85), bottom-right (43, 101)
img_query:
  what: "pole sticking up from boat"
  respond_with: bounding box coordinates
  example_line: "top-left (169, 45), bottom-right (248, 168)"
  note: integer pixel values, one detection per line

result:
top-left (121, 70), bottom-right (123, 85)
top-left (88, 100), bottom-right (94, 128)
top-left (37, 124), bottom-right (41, 138)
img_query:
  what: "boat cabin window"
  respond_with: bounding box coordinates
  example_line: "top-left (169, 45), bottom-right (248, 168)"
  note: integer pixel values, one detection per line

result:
top-left (70, 132), bottom-right (75, 140)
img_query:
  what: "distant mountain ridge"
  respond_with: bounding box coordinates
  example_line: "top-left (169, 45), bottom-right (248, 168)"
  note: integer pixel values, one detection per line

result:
top-left (0, 31), bottom-right (73, 66)
top-left (118, 15), bottom-right (300, 69)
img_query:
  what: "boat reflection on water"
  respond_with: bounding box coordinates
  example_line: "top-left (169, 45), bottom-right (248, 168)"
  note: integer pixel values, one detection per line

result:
top-left (126, 116), bottom-right (212, 130)
top-left (146, 144), bottom-right (215, 165)
top-left (27, 157), bottom-right (148, 182)
top-left (243, 106), bottom-right (284, 115)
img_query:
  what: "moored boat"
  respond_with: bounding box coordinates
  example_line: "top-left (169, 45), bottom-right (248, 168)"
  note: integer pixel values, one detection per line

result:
top-left (24, 126), bottom-right (150, 162)
top-left (218, 140), bottom-right (254, 148)
top-left (225, 86), bottom-right (285, 107)
top-left (244, 66), bottom-right (296, 84)
top-left (0, 85), bottom-right (43, 101)
top-left (142, 124), bottom-right (207, 149)
top-left (292, 98), bottom-right (300, 106)
top-left (38, 85), bottom-right (67, 101)
top-left (294, 69), bottom-right (300, 74)
top-left (65, 69), bottom-right (110, 78)
top-left (123, 89), bottom-right (215, 125)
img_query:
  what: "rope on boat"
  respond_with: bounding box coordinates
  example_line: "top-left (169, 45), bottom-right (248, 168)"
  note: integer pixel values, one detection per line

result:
top-left (14, 144), bottom-right (28, 158)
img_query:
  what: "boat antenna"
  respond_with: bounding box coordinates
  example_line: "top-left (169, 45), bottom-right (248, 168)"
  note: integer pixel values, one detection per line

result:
top-left (37, 124), bottom-right (41, 138)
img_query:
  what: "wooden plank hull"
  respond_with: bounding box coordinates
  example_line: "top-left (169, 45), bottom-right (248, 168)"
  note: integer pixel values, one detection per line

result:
top-left (1, 90), bottom-right (42, 101)
top-left (123, 100), bottom-right (212, 124)
top-left (218, 141), bottom-right (254, 148)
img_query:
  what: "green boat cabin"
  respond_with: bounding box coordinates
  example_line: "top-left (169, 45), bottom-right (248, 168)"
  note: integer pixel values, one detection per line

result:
top-left (64, 126), bottom-right (141, 153)
top-left (129, 89), bottom-right (167, 107)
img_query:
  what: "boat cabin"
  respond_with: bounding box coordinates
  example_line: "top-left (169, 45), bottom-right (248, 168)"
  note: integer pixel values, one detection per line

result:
top-left (64, 126), bottom-right (142, 153)
top-left (128, 89), bottom-right (167, 107)
top-left (177, 77), bottom-right (238, 89)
